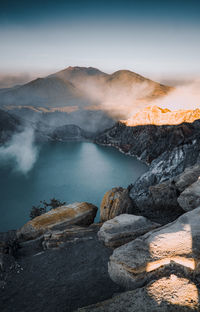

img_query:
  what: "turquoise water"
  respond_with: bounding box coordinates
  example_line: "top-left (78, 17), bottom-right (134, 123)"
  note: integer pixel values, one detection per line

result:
top-left (0, 142), bottom-right (148, 231)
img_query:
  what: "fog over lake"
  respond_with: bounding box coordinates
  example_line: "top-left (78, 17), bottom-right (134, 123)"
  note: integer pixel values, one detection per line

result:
top-left (0, 142), bottom-right (148, 231)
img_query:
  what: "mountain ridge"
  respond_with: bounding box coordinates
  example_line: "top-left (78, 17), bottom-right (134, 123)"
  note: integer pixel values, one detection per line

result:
top-left (0, 66), bottom-right (172, 110)
top-left (122, 105), bottom-right (200, 126)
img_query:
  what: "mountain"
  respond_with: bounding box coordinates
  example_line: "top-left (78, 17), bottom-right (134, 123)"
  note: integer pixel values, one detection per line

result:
top-left (50, 66), bottom-right (108, 85)
top-left (123, 105), bottom-right (200, 126)
top-left (106, 70), bottom-right (171, 98)
top-left (0, 67), bottom-right (172, 111)
top-left (0, 76), bottom-right (83, 107)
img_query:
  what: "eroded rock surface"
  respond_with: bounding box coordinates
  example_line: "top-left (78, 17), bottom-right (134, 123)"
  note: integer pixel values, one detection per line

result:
top-left (100, 188), bottom-right (133, 222)
top-left (98, 214), bottom-right (159, 248)
top-left (17, 202), bottom-right (97, 240)
top-left (108, 207), bottom-right (200, 290)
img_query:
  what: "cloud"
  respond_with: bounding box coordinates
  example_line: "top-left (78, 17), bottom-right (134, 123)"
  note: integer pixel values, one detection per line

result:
top-left (0, 73), bottom-right (32, 88)
top-left (0, 128), bottom-right (39, 174)
top-left (153, 80), bottom-right (200, 111)
top-left (76, 77), bottom-right (154, 119)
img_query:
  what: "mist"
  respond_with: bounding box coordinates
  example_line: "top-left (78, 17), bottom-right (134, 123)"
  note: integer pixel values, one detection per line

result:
top-left (0, 73), bottom-right (33, 89)
top-left (0, 127), bottom-right (39, 174)
top-left (75, 77), bottom-right (154, 119)
top-left (154, 80), bottom-right (200, 111)
top-left (81, 78), bottom-right (200, 119)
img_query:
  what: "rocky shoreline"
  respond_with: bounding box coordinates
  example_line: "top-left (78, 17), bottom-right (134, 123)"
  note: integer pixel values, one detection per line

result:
top-left (2, 118), bottom-right (200, 311)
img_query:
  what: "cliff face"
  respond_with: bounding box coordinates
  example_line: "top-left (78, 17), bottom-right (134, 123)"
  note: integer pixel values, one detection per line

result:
top-left (50, 124), bottom-right (93, 141)
top-left (95, 119), bottom-right (200, 163)
top-left (0, 109), bottom-right (22, 143)
top-left (95, 111), bottom-right (200, 223)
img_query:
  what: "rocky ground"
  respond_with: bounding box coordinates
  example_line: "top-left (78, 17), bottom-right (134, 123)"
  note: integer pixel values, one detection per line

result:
top-left (0, 227), bottom-right (123, 312)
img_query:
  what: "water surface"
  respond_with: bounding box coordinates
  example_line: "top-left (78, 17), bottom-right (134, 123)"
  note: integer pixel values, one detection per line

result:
top-left (0, 142), bottom-right (148, 231)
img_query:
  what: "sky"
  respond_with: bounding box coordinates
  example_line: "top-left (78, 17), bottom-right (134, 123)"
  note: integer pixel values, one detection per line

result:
top-left (0, 0), bottom-right (200, 85)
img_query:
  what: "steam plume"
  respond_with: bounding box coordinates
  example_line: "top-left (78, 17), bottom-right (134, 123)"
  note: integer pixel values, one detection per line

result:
top-left (0, 128), bottom-right (38, 174)
top-left (154, 80), bottom-right (200, 111)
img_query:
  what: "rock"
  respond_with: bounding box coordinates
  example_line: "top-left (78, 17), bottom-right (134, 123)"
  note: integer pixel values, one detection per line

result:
top-left (178, 178), bottom-right (200, 212)
top-left (108, 207), bottom-right (200, 290)
top-left (51, 124), bottom-right (92, 141)
top-left (76, 275), bottom-right (200, 312)
top-left (42, 224), bottom-right (101, 250)
top-left (100, 188), bottom-right (133, 222)
top-left (95, 120), bottom-right (200, 164)
top-left (174, 164), bottom-right (200, 193)
top-left (0, 254), bottom-right (16, 272)
top-left (129, 145), bottom-right (200, 224)
top-left (17, 202), bottom-right (98, 240)
top-left (149, 179), bottom-right (181, 210)
top-left (0, 109), bottom-right (22, 144)
top-left (0, 230), bottom-right (18, 256)
top-left (96, 119), bottom-right (200, 223)
top-left (123, 105), bottom-right (200, 127)
top-left (98, 214), bottom-right (159, 248)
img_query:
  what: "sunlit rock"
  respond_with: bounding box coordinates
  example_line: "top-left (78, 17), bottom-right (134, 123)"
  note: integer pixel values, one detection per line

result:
top-left (76, 275), bottom-right (200, 311)
top-left (123, 105), bottom-right (200, 127)
top-left (17, 202), bottom-right (97, 240)
top-left (98, 214), bottom-right (159, 248)
top-left (100, 187), bottom-right (133, 222)
top-left (108, 207), bottom-right (200, 290)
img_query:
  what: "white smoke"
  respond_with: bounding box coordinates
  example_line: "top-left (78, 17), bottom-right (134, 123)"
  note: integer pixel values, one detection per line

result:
top-left (80, 76), bottom-right (200, 118)
top-left (152, 80), bottom-right (200, 111)
top-left (0, 128), bottom-right (39, 174)
top-left (75, 77), bottom-right (154, 119)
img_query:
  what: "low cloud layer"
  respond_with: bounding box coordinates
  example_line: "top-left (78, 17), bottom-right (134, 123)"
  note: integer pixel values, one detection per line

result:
top-left (154, 80), bottom-right (200, 111)
top-left (77, 78), bottom-right (154, 119)
top-left (0, 128), bottom-right (39, 174)
top-left (0, 73), bottom-right (33, 88)
top-left (81, 78), bottom-right (200, 119)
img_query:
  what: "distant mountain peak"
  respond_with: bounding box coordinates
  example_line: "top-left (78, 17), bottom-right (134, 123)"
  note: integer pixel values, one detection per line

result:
top-left (55, 66), bottom-right (107, 77)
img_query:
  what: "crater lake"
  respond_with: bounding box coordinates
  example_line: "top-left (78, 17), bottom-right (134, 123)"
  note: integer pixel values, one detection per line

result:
top-left (0, 142), bottom-right (148, 231)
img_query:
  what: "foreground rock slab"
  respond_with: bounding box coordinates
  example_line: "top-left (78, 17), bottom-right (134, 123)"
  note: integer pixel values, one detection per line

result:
top-left (108, 207), bottom-right (200, 290)
top-left (100, 187), bottom-right (133, 222)
top-left (17, 202), bottom-right (97, 240)
top-left (98, 214), bottom-right (159, 248)
top-left (76, 275), bottom-right (200, 312)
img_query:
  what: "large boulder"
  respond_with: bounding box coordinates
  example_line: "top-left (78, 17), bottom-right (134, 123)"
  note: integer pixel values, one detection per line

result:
top-left (98, 214), bottom-right (159, 248)
top-left (17, 202), bottom-right (97, 240)
top-left (108, 207), bottom-right (200, 290)
top-left (76, 275), bottom-right (200, 311)
top-left (100, 187), bottom-right (133, 222)
top-left (178, 179), bottom-right (200, 212)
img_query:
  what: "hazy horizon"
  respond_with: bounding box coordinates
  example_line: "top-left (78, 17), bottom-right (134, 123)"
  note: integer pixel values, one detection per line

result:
top-left (0, 66), bottom-right (199, 89)
top-left (0, 0), bottom-right (200, 87)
